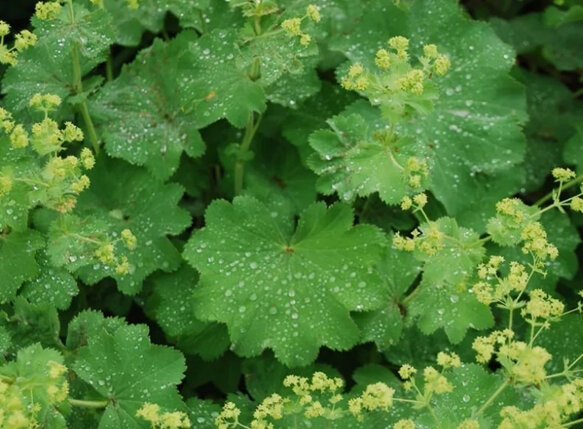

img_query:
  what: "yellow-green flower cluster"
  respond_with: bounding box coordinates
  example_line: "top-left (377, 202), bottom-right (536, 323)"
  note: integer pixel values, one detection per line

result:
top-left (281, 5), bottom-right (320, 46)
top-left (423, 366), bottom-right (453, 394)
top-left (93, 228), bottom-right (137, 275)
top-left (473, 329), bottom-right (552, 385)
top-left (35, 1), bottom-right (62, 20)
top-left (393, 222), bottom-right (444, 256)
top-left (215, 402), bottom-right (241, 429)
top-left (0, 359), bottom-right (69, 429)
top-left (472, 329), bottom-right (514, 363)
top-left (394, 419), bottom-right (416, 429)
top-left (499, 379), bottom-right (583, 429)
top-left (571, 196), bottom-right (583, 213)
top-left (0, 95), bottom-right (97, 213)
top-left (348, 382), bottom-right (395, 421)
top-left (521, 289), bottom-right (564, 324)
top-left (520, 221), bottom-right (558, 260)
top-left (472, 260), bottom-right (528, 305)
top-left (406, 156), bottom-right (430, 190)
top-left (340, 36), bottom-right (450, 100)
top-left (436, 351), bottom-right (461, 369)
top-left (0, 20), bottom-right (37, 66)
top-left (551, 167), bottom-right (576, 182)
top-left (135, 403), bottom-right (190, 428)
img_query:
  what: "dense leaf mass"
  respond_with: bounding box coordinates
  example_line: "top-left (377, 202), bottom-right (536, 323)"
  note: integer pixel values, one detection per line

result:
top-left (0, 0), bottom-right (582, 428)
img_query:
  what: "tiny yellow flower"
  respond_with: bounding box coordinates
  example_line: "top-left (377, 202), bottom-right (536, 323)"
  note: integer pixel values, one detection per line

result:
top-left (388, 36), bottom-right (409, 52)
top-left (63, 122), bottom-right (84, 142)
top-left (0, 21), bottom-right (10, 37)
top-left (136, 403), bottom-right (161, 424)
top-left (300, 34), bottom-right (311, 46)
top-left (0, 44), bottom-right (17, 65)
top-left (375, 48), bottom-right (390, 69)
top-left (394, 419), bottom-right (416, 429)
top-left (433, 54), bottom-right (451, 75)
top-left (10, 124), bottom-right (29, 148)
top-left (35, 1), bottom-right (62, 20)
top-left (398, 364), bottom-right (417, 380)
top-left (0, 174), bottom-right (12, 197)
top-left (551, 167), bottom-right (576, 182)
top-left (281, 18), bottom-right (302, 36)
top-left (423, 44), bottom-right (438, 59)
top-left (121, 229), bottom-right (137, 250)
top-left (401, 196), bottom-right (413, 210)
top-left (306, 5), bottom-right (321, 22)
top-left (80, 148), bottom-right (96, 169)
top-left (14, 30), bottom-right (37, 52)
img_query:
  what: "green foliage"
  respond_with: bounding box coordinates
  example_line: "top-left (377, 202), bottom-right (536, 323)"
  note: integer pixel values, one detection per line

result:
top-left (0, 0), bottom-right (582, 428)
top-left (184, 196), bottom-right (386, 366)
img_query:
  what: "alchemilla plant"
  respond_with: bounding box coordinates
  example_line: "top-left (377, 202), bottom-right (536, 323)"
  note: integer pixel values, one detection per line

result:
top-left (0, 0), bottom-right (582, 428)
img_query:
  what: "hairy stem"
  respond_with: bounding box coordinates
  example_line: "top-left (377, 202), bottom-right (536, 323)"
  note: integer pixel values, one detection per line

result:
top-left (67, 0), bottom-right (100, 154)
top-left (476, 379), bottom-right (509, 416)
top-left (535, 173), bottom-right (583, 206)
top-left (69, 398), bottom-right (109, 408)
top-left (234, 112), bottom-right (262, 196)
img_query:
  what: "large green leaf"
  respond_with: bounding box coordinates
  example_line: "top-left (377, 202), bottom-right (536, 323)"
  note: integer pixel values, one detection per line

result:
top-left (20, 249), bottom-right (78, 310)
top-left (92, 34), bottom-right (205, 180)
top-left (330, 0), bottom-right (527, 229)
top-left (73, 320), bottom-right (187, 429)
top-left (0, 229), bottom-right (44, 303)
top-left (48, 157), bottom-right (190, 294)
top-left (308, 100), bottom-right (428, 204)
top-left (407, 218), bottom-right (493, 342)
top-left (147, 265), bottom-right (230, 360)
top-left (180, 29), bottom-right (266, 128)
top-left (184, 196), bottom-right (386, 366)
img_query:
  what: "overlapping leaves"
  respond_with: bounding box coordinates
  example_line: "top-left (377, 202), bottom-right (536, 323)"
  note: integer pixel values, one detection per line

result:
top-left (184, 196), bottom-right (386, 366)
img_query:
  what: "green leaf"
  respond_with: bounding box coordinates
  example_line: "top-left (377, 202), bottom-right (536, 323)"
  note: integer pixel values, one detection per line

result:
top-left (180, 29), bottom-right (266, 128)
top-left (101, 0), bottom-right (207, 46)
top-left (73, 321), bottom-right (187, 428)
top-left (33, 4), bottom-right (115, 67)
top-left (20, 249), bottom-right (78, 310)
top-left (408, 218), bottom-right (492, 342)
top-left (491, 12), bottom-right (583, 71)
top-left (515, 70), bottom-right (583, 192)
top-left (148, 265), bottom-right (230, 360)
top-left (308, 100), bottom-right (427, 204)
top-left (92, 34), bottom-right (205, 180)
top-left (184, 196), bottom-right (386, 366)
top-left (0, 344), bottom-right (68, 428)
top-left (354, 243), bottom-right (420, 350)
top-left (331, 0), bottom-right (527, 229)
top-left (2, 297), bottom-right (61, 352)
top-left (49, 157), bottom-right (190, 294)
top-left (239, 20), bottom-right (321, 105)
top-left (66, 310), bottom-right (127, 350)
top-left (0, 229), bottom-right (44, 303)
top-left (536, 314), bottom-right (583, 373)
top-left (1, 44), bottom-right (74, 117)
top-left (185, 398), bottom-right (221, 429)
top-left (244, 137), bottom-right (317, 215)
top-left (434, 364), bottom-right (526, 426)
top-left (282, 81), bottom-right (357, 159)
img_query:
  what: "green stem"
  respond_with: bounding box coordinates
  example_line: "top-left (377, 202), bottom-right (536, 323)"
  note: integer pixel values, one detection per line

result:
top-left (476, 379), bottom-right (509, 416)
top-left (534, 173), bottom-right (583, 206)
top-left (233, 113), bottom-right (262, 196)
top-left (67, 0), bottom-right (100, 154)
top-left (69, 398), bottom-right (109, 408)
top-left (564, 417), bottom-right (583, 428)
